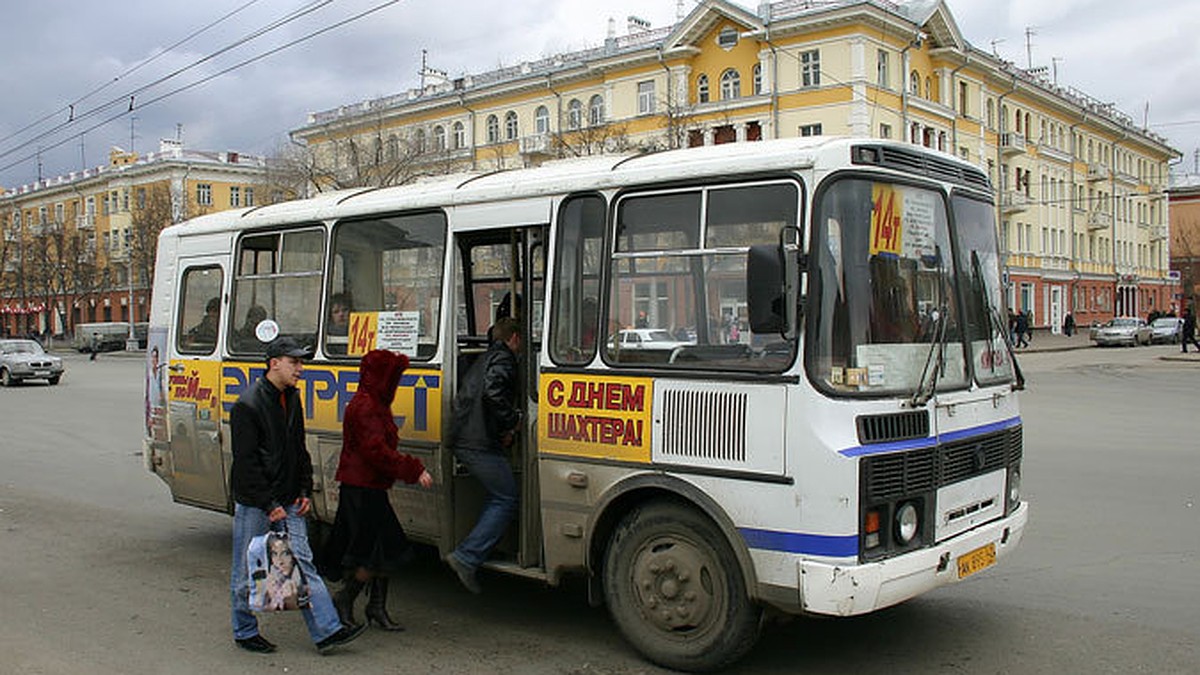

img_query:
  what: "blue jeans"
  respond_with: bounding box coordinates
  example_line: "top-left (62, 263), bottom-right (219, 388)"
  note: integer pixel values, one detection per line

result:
top-left (230, 502), bottom-right (342, 642)
top-left (451, 447), bottom-right (518, 570)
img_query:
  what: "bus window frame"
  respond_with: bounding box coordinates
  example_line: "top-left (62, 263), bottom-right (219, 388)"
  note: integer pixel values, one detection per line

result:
top-left (175, 264), bottom-right (225, 356)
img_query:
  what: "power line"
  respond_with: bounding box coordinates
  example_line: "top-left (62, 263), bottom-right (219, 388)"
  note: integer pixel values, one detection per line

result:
top-left (0, 0), bottom-right (337, 166)
top-left (0, 0), bottom-right (267, 149)
top-left (0, 0), bottom-right (402, 176)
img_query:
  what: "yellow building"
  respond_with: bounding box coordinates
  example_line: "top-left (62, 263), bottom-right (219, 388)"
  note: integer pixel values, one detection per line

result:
top-left (293, 0), bottom-right (1180, 331)
top-left (0, 139), bottom-right (269, 340)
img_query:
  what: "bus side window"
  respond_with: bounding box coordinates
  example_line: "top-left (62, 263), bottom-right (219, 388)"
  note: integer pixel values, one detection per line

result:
top-left (549, 195), bottom-right (604, 366)
top-left (229, 229), bottom-right (324, 356)
top-left (177, 266), bottom-right (223, 354)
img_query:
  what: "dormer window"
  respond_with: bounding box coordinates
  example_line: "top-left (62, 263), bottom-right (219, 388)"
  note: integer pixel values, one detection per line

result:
top-left (718, 27), bottom-right (738, 50)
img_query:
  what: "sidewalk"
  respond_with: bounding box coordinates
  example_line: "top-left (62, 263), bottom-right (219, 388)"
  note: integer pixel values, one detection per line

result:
top-left (1019, 328), bottom-right (1200, 363)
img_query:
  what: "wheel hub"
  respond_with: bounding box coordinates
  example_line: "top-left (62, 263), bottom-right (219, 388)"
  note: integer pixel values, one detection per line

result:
top-left (633, 542), bottom-right (714, 631)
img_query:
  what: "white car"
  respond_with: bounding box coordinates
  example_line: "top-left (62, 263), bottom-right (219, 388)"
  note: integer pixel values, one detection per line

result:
top-left (610, 329), bottom-right (692, 351)
top-left (1091, 318), bottom-right (1152, 347)
top-left (0, 339), bottom-right (65, 385)
top-left (1150, 317), bottom-right (1183, 344)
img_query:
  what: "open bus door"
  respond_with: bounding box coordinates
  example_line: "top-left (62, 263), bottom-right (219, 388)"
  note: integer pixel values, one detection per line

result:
top-left (163, 259), bottom-right (230, 511)
top-left (447, 224), bottom-right (546, 571)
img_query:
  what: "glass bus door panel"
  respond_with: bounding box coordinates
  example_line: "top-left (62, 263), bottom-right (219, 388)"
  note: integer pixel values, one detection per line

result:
top-left (166, 259), bottom-right (229, 511)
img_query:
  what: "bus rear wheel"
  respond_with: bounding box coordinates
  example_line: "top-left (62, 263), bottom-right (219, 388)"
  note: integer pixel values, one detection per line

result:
top-left (603, 501), bottom-right (761, 672)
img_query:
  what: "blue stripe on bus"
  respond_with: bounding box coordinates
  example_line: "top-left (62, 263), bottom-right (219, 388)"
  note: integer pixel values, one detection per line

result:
top-left (837, 416), bottom-right (1021, 458)
top-left (739, 528), bottom-right (859, 557)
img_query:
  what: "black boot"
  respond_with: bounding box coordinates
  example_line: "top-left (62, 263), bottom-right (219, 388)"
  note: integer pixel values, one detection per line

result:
top-left (333, 575), bottom-right (366, 628)
top-left (365, 577), bottom-right (404, 631)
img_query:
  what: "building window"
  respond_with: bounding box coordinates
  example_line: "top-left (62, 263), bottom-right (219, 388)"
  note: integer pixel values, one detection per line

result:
top-left (753, 63), bottom-right (763, 95)
top-left (433, 125), bottom-right (446, 151)
top-left (880, 123), bottom-right (892, 139)
top-left (245, 187), bottom-right (255, 207)
top-left (136, 188), bottom-right (146, 209)
top-left (230, 186), bottom-right (241, 207)
top-left (910, 70), bottom-right (920, 96)
top-left (567, 99), bottom-right (582, 129)
top-left (986, 99), bottom-right (995, 129)
top-left (486, 114), bottom-right (500, 143)
top-left (697, 74), bottom-right (710, 103)
top-left (453, 121), bottom-right (466, 149)
top-left (717, 26), bottom-right (739, 49)
top-left (504, 111), bottom-right (519, 140)
top-left (589, 94), bottom-right (605, 125)
top-left (55, 203), bottom-right (64, 223)
top-left (535, 105), bottom-right (550, 134)
top-left (800, 50), bottom-right (821, 88)
top-left (385, 135), bottom-right (399, 161)
top-left (86, 196), bottom-right (95, 216)
top-left (637, 81), bottom-right (656, 114)
top-left (414, 128), bottom-right (427, 153)
top-left (800, 123), bottom-right (823, 137)
top-left (959, 82), bottom-right (969, 116)
top-left (876, 49), bottom-right (889, 88)
top-left (719, 69), bottom-right (740, 100)
top-left (197, 183), bottom-right (212, 206)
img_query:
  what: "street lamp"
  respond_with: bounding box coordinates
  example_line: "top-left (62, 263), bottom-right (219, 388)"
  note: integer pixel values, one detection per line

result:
top-left (124, 231), bottom-right (137, 351)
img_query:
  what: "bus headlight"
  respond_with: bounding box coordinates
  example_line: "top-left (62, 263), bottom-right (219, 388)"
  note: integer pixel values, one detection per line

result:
top-left (895, 502), bottom-right (919, 545)
top-left (1008, 466), bottom-right (1022, 509)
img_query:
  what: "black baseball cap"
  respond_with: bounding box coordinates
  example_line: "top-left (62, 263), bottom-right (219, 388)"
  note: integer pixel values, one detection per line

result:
top-left (265, 336), bottom-right (311, 361)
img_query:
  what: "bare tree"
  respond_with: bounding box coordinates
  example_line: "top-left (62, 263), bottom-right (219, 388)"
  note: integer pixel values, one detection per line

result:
top-left (129, 183), bottom-right (176, 294)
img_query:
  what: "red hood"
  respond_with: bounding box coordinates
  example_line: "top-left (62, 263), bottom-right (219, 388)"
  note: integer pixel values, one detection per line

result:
top-left (356, 349), bottom-right (409, 406)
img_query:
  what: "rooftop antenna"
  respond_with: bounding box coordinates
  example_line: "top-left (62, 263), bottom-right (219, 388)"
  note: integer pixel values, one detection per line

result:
top-left (1024, 27), bottom-right (1037, 69)
top-left (36, 146), bottom-right (43, 182)
top-left (990, 38), bottom-right (1005, 58)
top-left (80, 133), bottom-right (86, 171)
top-left (420, 49), bottom-right (427, 89)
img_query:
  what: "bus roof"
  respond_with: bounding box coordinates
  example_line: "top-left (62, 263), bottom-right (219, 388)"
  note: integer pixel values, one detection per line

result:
top-left (161, 136), bottom-right (985, 239)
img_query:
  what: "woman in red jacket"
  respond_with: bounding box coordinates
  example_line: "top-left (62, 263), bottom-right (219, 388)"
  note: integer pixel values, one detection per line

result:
top-left (327, 349), bottom-right (433, 631)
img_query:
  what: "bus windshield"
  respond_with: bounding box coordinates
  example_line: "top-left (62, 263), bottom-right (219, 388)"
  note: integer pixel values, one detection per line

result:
top-left (952, 193), bottom-right (1014, 386)
top-left (809, 177), bottom-right (968, 396)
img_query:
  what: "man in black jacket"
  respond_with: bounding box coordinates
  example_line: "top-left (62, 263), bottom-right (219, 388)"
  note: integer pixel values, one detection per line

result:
top-left (444, 317), bottom-right (522, 594)
top-left (229, 336), bottom-right (365, 654)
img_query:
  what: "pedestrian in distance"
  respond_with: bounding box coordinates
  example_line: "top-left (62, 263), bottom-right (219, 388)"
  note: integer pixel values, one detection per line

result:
top-left (444, 316), bottom-right (522, 594)
top-left (1181, 308), bottom-right (1200, 353)
top-left (89, 332), bottom-right (100, 361)
top-left (325, 349), bottom-right (433, 632)
top-left (1063, 312), bottom-right (1075, 337)
top-left (1014, 311), bottom-right (1030, 348)
top-left (228, 336), bottom-right (366, 655)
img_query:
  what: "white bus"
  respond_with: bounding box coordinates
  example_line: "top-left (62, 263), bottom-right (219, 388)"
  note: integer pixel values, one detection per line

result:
top-left (143, 137), bottom-right (1027, 671)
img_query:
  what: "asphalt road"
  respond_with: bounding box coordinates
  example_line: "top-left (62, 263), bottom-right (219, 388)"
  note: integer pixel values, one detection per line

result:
top-left (0, 347), bottom-right (1196, 674)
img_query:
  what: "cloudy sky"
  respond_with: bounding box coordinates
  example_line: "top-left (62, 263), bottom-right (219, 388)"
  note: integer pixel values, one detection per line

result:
top-left (2, 0), bottom-right (1198, 189)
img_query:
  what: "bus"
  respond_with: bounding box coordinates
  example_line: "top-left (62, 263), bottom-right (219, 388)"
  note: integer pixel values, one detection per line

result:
top-left (142, 137), bottom-right (1027, 671)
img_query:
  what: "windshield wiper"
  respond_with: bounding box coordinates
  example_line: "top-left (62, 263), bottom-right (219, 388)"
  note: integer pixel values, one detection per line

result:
top-left (969, 252), bottom-right (1024, 391)
top-left (909, 304), bottom-right (948, 407)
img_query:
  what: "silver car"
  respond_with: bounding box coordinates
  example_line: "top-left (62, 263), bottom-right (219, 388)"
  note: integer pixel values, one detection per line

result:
top-left (1091, 317), bottom-right (1152, 347)
top-left (0, 339), bottom-right (65, 385)
top-left (1150, 317), bottom-right (1183, 344)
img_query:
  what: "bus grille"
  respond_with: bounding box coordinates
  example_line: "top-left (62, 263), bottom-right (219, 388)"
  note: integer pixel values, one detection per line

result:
top-left (660, 389), bottom-right (747, 462)
top-left (864, 425), bottom-right (1022, 500)
top-left (857, 410), bottom-right (930, 444)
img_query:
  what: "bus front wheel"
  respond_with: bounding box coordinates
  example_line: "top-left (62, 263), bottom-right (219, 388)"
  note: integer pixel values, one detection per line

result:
top-left (603, 501), bottom-right (761, 672)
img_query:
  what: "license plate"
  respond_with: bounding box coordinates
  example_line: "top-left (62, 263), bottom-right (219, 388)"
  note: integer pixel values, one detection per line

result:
top-left (956, 542), bottom-right (996, 579)
top-left (35, 371), bottom-right (49, 377)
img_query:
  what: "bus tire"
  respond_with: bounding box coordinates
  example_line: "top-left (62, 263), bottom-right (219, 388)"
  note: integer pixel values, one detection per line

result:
top-left (603, 501), bottom-right (761, 672)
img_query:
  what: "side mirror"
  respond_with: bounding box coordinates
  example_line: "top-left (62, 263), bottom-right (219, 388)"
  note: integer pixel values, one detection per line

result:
top-left (747, 227), bottom-right (802, 339)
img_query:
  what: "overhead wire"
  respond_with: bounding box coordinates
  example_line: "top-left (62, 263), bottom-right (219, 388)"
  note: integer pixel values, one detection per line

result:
top-left (0, 0), bottom-right (346, 168)
top-left (0, 0), bottom-right (267, 149)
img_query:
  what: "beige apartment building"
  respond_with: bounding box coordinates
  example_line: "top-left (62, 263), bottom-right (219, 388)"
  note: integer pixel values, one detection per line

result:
top-left (1168, 174), bottom-right (1200, 305)
top-left (0, 139), bottom-right (268, 339)
top-left (292, 0), bottom-right (1180, 331)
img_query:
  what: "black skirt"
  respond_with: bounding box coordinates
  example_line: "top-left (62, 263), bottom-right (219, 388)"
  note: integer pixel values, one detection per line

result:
top-left (321, 484), bottom-right (412, 580)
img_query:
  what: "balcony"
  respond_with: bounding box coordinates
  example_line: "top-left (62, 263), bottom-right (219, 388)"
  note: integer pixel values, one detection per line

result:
top-left (76, 215), bottom-right (95, 230)
top-left (1150, 224), bottom-right (1168, 241)
top-left (999, 133), bottom-right (1026, 155)
top-left (1086, 163), bottom-right (1110, 182)
top-left (519, 133), bottom-right (556, 158)
top-left (1087, 211), bottom-right (1112, 231)
top-left (1001, 191), bottom-right (1031, 213)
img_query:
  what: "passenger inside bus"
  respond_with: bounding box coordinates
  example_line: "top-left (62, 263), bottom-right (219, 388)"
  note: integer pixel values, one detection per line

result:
top-left (185, 297), bottom-right (220, 350)
top-left (231, 305), bottom-right (268, 353)
top-left (326, 293), bottom-right (353, 355)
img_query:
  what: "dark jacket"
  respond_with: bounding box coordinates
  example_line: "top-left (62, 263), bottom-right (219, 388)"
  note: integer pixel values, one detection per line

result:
top-left (448, 339), bottom-right (520, 453)
top-left (229, 375), bottom-right (313, 512)
top-left (1184, 312), bottom-right (1197, 339)
top-left (336, 350), bottom-right (426, 489)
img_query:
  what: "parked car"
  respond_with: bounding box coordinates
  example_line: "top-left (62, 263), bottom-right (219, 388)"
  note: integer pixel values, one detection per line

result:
top-left (0, 339), bottom-right (65, 385)
top-left (1150, 317), bottom-right (1183, 344)
top-left (1091, 317), bottom-right (1152, 347)
top-left (609, 328), bottom-right (693, 351)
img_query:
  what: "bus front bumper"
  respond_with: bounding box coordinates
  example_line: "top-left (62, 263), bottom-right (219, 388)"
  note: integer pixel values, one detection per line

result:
top-left (796, 502), bottom-right (1028, 617)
